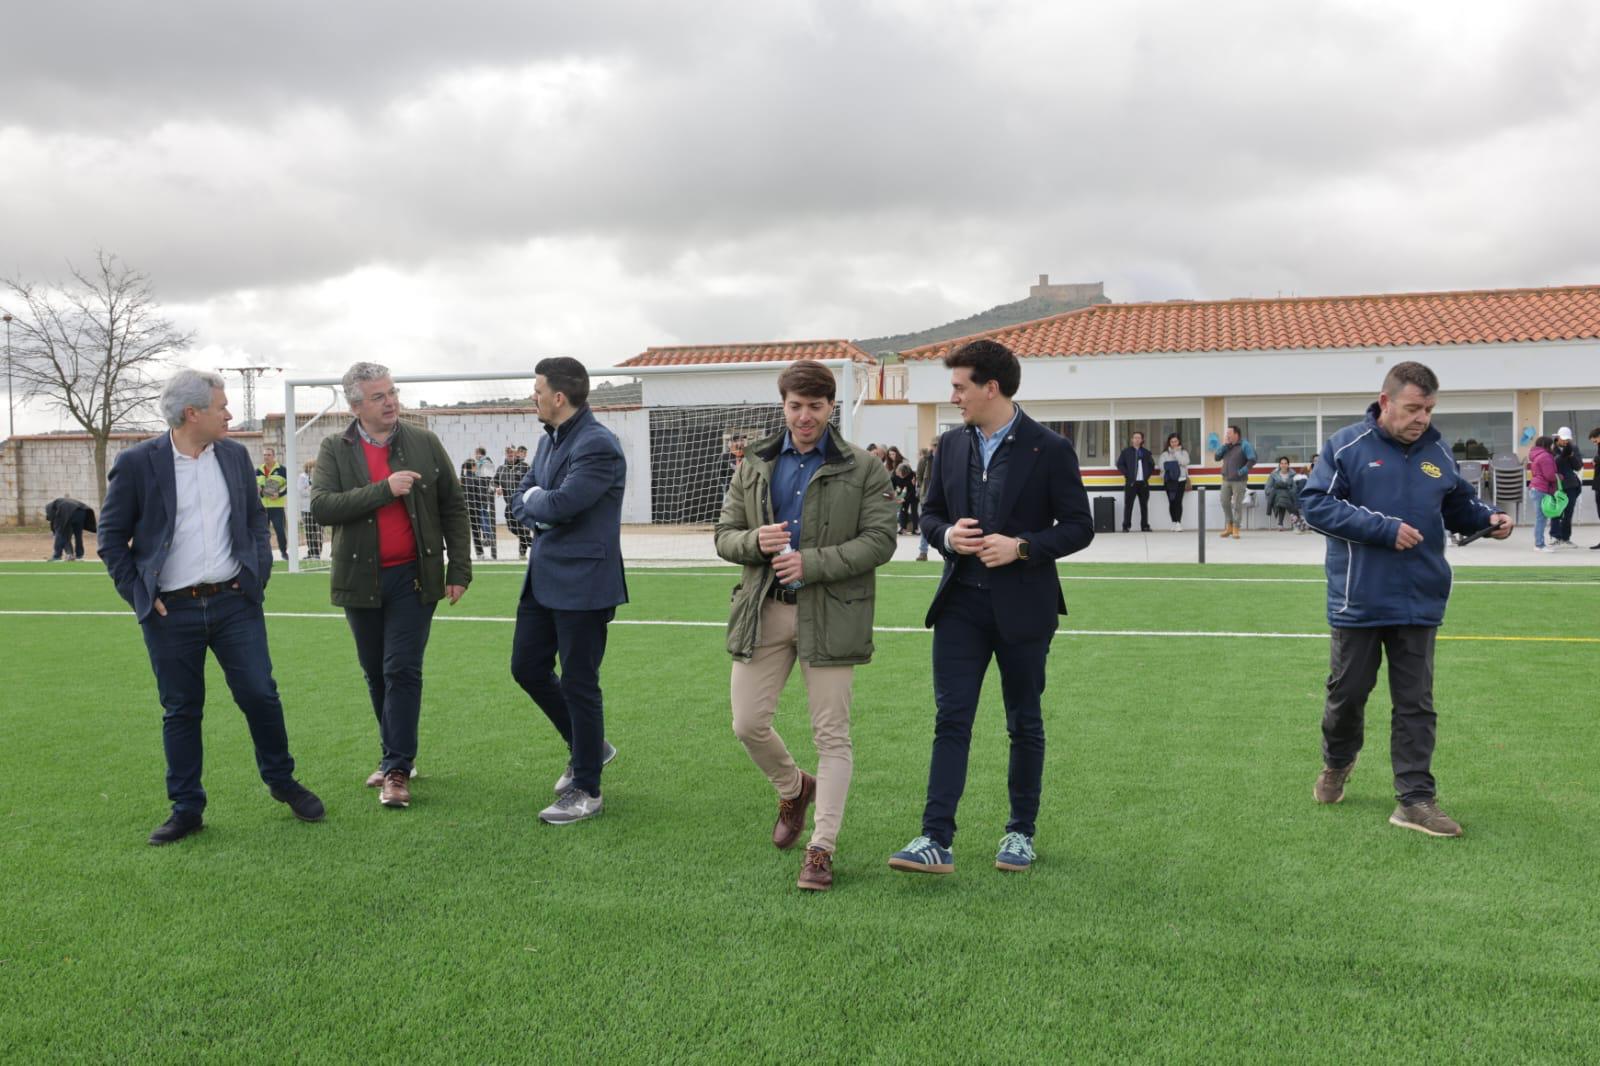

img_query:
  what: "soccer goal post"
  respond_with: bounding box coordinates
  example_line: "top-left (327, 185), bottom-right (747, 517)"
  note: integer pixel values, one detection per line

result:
top-left (281, 360), bottom-right (863, 572)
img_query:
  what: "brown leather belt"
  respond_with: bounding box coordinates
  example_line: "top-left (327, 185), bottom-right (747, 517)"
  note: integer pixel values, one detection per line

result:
top-left (766, 584), bottom-right (799, 605)
top-left (164, 580), bottom-right (240, 599)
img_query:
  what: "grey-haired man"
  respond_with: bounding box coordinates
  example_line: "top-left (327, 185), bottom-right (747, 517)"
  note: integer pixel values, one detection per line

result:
top-left (98, 369), bottom-right (325, 844)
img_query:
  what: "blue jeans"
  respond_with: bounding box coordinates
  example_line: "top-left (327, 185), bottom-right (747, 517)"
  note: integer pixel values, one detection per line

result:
top-left (344, 562), bottom-right (436, 774)
top-left (139, 586), bottom-right (296, 814)
top-left (922, 583), bottom-right (1050, 847)
top-left (1529, 489), bottom-right (1549, 548)
top-left (510, 593), bottom-right (614, 796)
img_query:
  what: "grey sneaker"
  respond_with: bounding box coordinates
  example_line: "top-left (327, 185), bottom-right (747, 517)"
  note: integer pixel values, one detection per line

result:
top-left (539, 787), bottom-right (603, 825)
top-left (553, 741), bottom-right (618, 794)
top-left (1389, 799), bottom-right (1462, 837)
top-left (1314, 757), bottom-right (1357, 804)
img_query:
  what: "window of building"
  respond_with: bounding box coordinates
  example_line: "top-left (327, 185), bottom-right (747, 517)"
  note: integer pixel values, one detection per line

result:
top-left (1543, 409), bottom-right (1600, 452)
top-left (1040, 420), bottom-right (1111, 463)
top-left (1113, 418), bottom-right (1202, 461)
top-left (1233, 416), bottom-right (1318, 463)
top-left (1432, 412), bottom-right (1513, 460)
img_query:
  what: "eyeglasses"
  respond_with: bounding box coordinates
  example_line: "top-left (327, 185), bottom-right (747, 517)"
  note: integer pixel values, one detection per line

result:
top-left (366, 388), bottom-right (401, 403)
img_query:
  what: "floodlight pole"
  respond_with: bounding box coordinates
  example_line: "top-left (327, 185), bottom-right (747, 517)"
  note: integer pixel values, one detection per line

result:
top-left (3, 313), bottom-right (13, 440)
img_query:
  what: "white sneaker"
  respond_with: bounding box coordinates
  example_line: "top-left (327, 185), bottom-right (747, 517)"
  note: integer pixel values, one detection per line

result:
top-left (1535, 545), bottom-right (1557, 553)
top-left (539, 787), bottom-right (603, 824)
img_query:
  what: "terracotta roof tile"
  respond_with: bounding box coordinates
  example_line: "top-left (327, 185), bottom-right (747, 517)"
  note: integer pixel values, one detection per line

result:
top-left (620, 339), bottom-right (877, 368)
top-left (899, 285), bottom-right (1600, 360)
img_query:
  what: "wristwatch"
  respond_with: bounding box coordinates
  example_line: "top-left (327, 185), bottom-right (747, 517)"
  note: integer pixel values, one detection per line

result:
top-left (1016, 538), bottom-right (1030, 561)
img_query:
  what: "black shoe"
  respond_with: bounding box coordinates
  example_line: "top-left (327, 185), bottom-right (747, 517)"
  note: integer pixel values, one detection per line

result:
top-left (1140, 526), bottom-right (1153, 532)
top-left (270, 782), bottom-right (326, 822)
top-left (1591, 543), bottom-right (1600, 550)
top-left (149, 811), bottom-right (204, 846)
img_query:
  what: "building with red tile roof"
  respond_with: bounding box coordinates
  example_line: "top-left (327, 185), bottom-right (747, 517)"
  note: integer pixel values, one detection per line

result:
top-left (620, 340), bottom-right (876, 368)
top-left (899, 286), bottom-right (1600, 361)
top-left (891, 285), bottom-right (1599, 528)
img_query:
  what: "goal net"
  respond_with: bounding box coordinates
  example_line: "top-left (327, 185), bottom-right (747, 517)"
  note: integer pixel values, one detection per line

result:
top-left (279, 361), bottom-right (861, 572)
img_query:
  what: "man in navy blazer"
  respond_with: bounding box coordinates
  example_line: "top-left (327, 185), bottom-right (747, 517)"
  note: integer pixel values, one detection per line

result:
top-left (509, 357), bottom-right (629, 824)
top-left (889, 339), bottom-right (1094, 876)
top-left (97, 369), bottom-right (323, 845)
top-left (1115, 431), bottom-right (1155, 532)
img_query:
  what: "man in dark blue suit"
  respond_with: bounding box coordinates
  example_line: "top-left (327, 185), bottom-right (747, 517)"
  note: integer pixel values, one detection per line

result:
top-left (890, 339), bottom-right (1094, 875)
top-left (509, 357), bottom-right (629, 825)
top-left (97, 369), bottom-right (324, 845)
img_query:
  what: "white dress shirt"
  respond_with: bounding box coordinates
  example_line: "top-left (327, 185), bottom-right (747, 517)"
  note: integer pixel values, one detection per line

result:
top-left (161, 435), bottom-right (242, 591)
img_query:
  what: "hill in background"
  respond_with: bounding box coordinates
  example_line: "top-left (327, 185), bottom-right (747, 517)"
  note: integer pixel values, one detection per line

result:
top-left (857, 276), bottom-right (1110, 354)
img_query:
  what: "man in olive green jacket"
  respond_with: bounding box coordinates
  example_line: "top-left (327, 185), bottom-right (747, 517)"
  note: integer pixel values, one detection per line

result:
top-left (310, 362), bottom-right (471, 809)
top-left (713, 359), bottom-right (897, 891)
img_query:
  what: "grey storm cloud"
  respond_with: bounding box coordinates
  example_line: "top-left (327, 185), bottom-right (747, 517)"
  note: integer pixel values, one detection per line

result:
top-left (2, 0), bottom-right (1599, 366)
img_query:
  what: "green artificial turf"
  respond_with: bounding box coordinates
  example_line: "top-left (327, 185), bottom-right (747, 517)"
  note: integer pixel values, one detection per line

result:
top-left (2, 560), bottom-right (1598, 1063)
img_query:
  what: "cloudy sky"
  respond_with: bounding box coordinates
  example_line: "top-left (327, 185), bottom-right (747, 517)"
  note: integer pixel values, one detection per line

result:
top-left (3, 0), bottom-right (1597, 430)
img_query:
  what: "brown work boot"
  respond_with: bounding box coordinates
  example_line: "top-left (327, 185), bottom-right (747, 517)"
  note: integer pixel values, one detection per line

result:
top-left (772, 770), bottom-right (816, 850)
top-left (797, 846), bottom-right (833, 891)
top-left (379, 769), bottom-right (411, 808)
top-left (1389, 798), bottom-right (1462, 837)
top-left (1219, 524), bottom-right (1233, 538)
top-left (1314, 757), bottom-right (1356, 804)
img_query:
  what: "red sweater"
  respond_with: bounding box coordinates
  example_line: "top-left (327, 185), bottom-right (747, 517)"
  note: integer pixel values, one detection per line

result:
top-left (361, 438), bottom-right (419, 568)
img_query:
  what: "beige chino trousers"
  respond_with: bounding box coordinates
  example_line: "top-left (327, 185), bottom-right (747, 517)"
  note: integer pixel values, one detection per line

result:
top-left (730, 598), bottom-right (854, 853)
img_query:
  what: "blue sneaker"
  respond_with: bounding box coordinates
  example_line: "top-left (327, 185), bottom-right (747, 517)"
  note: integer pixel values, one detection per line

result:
top-left (888, 835), bottom-right (954, 874)
top-left (995, 832), bottom-right (1035, 871)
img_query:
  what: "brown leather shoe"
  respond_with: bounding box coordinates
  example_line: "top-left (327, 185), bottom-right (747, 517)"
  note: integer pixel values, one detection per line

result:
top-left (772, 770), bottom-right (816, 850)
top-left (379, 769), bottom-right (411, 808)
top-left (368, 766), bottom-right (417, 787)
top-left (797, 846), bottom-right (833, 891)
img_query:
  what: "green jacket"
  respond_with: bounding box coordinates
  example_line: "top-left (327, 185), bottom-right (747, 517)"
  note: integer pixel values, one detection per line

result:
top-left (309, 420), bottom-right (472, 608)
top-left (714, 425), bottom-right (898, 666)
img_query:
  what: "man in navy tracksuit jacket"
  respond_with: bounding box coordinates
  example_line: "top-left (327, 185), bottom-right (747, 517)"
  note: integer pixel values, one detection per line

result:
top-left (1300, 361), bottom-right (1512, 837)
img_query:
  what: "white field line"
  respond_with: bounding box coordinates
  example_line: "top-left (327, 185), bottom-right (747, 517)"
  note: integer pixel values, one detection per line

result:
top-left (3, 609), bottom-right (1597, 643)
top-left (1, 569), bottom-right (1594, 589)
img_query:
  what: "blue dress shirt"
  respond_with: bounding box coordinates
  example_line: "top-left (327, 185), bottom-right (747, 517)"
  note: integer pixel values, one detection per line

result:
top-left (770, 431), bottom-right (828, 551)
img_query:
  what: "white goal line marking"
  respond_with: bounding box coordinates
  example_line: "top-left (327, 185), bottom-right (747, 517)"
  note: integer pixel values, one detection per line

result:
top-left (3, 609), bottom-right (1597, 643)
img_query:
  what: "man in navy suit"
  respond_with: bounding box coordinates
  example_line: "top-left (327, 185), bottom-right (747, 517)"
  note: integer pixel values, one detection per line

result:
top-left (509, 357), bottom-right (629, 825)
top-left (1116, 430), bottom-right (1155, 532)
top-left (889, 339), bottom-right (1094, 875)
top-left (97, 369), bottom-right (324, 845)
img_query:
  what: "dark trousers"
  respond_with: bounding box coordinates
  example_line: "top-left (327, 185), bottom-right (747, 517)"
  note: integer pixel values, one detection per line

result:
top-left (264, 508), bottom-right (288, 558)
top-left (471, 505), bottom-right (497, 557)
top-left (1321, 625), bottom-right (1438, 804)
top-left (139, 586), bottom-right (295, 814)
top-left (510, 592), bottom-right (613, 796)
top-left (899, 496), bottom-right (920, 533)
top-left (1164, 481), bottom-right (1185, 523)
top-left (1551, 485), bottom-right (1580, 542)
top-left (51, 513), bottom-right (86, 559)
top-left (1122, 481), bottom-right (1150, 530)
top-left (922, 583), bottom-right (1050, 847)
top-left (300, 512), bottom-right (322, 558)
top-left (344, 562), bottom-right (436, 774)
top-left (505, 514), bottom-right (533, 557)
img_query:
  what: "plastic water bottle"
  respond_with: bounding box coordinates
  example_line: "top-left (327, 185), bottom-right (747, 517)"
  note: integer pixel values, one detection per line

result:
top-left (777, 545), bottom-right (804, 590)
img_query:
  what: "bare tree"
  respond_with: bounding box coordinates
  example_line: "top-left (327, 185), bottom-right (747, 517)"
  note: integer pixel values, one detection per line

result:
top-left (1, 252), bottom-right (192, 500)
